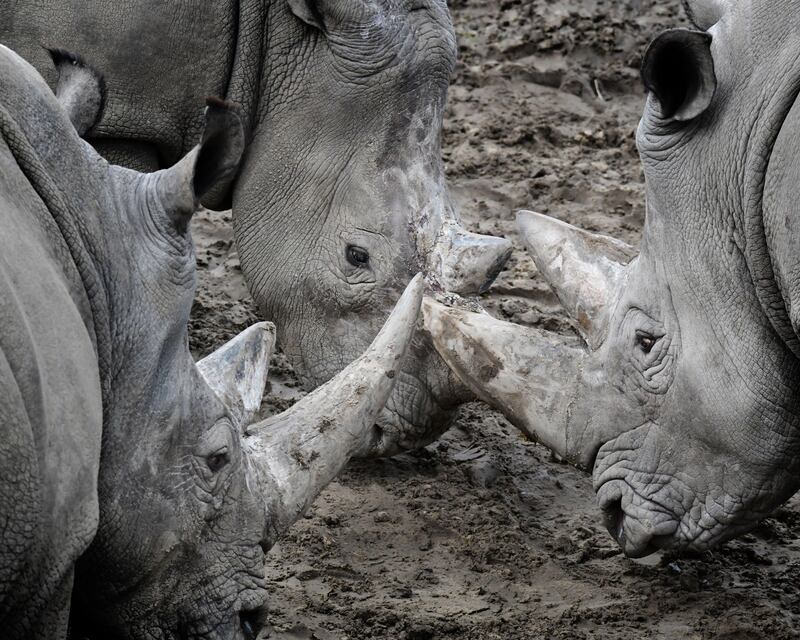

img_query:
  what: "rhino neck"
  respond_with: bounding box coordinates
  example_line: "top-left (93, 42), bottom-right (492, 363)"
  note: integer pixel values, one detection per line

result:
top-left (0, 96), bottom-right (116, 413)
top-left (224, 0), bottom-right (271, 142)
top-left (0, 103), bottom-right (171, 423)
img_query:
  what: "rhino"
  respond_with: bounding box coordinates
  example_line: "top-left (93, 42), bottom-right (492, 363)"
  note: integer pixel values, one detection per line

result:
top-left (1, 0), bottom-right (512, 458)
top-left (0, 45), bottom-right (423, 639)
top-left (425, 0), bottom-right (800, 558)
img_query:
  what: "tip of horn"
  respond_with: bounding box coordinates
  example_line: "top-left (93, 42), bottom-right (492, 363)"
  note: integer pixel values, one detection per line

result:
top-left (516, 209), bottom-right (573, 254)
top-left (371, 273), bottom-right (424, 356)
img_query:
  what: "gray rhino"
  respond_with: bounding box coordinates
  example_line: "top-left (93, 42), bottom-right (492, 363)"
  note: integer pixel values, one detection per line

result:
top-left (0, 45), bottom-right (423, 639)
top-left (425, 0), bottom-right (800, 558)
top-left (1, 0), bottom-right (512, 457)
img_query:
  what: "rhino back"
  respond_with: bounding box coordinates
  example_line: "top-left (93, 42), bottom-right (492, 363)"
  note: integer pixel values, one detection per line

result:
top-left (0, 118), bottom-right (102, 638)
top-left (0, 0), bottom-right (242, 170)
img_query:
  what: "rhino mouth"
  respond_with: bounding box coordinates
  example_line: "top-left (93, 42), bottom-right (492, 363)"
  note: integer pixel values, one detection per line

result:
top-left (596, 478), bottom-right (681, 558)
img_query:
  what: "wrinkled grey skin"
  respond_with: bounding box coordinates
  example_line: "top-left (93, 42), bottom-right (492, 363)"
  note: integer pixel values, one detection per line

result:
top-left (426, 0), bottom-right (800, 558)
top-left (1, 0), bottom-right (512, 457)
top-left (234, 0), bottom-right (514, 456)
top-left (0, 46), bottom-right (423, 640)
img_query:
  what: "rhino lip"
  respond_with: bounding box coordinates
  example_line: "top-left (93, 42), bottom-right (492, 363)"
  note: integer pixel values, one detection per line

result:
top-left (600, 497), bottom-right (657, 558)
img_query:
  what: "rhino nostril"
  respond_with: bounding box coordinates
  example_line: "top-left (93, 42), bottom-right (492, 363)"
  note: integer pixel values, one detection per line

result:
top-left (240, 609), bottom-right (264, 640)
top-left (602, 497), bottom-right (626, 543)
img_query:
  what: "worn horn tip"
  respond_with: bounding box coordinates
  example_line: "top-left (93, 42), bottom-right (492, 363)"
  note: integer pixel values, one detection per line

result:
top-left (403, 273), bottom-right (426, 310)
top-left (516, 209), bottom-right (564, 232)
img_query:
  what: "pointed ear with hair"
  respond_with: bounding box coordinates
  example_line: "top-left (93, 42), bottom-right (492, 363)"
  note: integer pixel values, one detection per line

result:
top-left (47, 48), bottom-right (106, 137)
top-left (287, 0), bottom-right (326, 30)
top-left (641, 29), bottom-right (717, 122)
top-left (157, 97), bottom-right (245, 232)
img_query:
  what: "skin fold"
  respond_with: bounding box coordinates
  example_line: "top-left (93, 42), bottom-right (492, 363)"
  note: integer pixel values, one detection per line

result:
top-left (1, 0), bottom-right (512, 458)
top-left (426, 0), bottom-right (800, 558)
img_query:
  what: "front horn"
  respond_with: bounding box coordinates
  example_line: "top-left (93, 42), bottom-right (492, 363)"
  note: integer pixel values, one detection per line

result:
top-left (245, 274), bottom-right (424, 544)
top-left (423, 299), bottom-right (593, 466)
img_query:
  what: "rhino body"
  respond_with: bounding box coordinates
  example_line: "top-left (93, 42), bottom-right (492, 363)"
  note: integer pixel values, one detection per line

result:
top-left (427, 0), bottom-right (800, 557)
top-left (0, 45), bottom-right (423, 639)
top-left (0, 48), bottom-right (103, 637)
top-left (0, 0), bottom-right (512, 457)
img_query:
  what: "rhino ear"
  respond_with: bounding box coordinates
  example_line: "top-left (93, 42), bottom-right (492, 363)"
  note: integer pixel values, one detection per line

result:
top-left (157, 97), bottom-right (245, 231)
top-left (46, 48), bottom-right (106, 137)
top-left (197, 323), bottom-right (276, 426)
top-left (287, 0), bottom-right (326, 30)
top-left (642, 29), bottom-right (716, 122)
top-left (192, 97), bottom-right (245, 199)
top-left (682, 0), bottom-right (726, 30)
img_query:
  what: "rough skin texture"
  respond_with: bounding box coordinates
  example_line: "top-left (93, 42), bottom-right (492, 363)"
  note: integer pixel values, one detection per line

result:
top-left (1, 0), bottom-right (512, 458)
top-left (425, 0), bottom-right (800, 559)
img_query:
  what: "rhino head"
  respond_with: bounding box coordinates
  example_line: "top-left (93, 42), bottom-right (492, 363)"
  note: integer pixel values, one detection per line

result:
top-left (232, 0), bottom-right (512, 457)
top-left (24, 51), bottom-right (424, 639)
top-left (425, 0), bottom-right (800, 558)
top-left (77, 271), bottom-right (422, 640)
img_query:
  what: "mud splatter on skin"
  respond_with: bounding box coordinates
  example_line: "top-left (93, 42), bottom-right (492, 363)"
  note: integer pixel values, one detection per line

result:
top-left (189, 1), bottom-right (800, 638)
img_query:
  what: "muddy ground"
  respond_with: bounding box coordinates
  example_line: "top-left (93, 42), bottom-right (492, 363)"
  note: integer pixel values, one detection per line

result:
top-left (189, 1), bottom-right (800, 638)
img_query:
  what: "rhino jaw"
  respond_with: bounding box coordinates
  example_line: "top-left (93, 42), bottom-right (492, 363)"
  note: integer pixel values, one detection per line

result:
top-left (244, 274), bottom-right (424, 544)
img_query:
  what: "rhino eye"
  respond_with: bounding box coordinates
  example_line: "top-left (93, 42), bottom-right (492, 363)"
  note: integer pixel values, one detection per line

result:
top-left (206, 448), bottom-right (230, 473)
top-left (346, 245), bottom-right (370, 268)
top-left (636, 332), bottom-right (657, 354)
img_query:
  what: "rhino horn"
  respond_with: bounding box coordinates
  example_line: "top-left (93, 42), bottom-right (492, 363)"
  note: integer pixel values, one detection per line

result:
top-left (423, 298), bottom-right (594, 466)
top-left (197, 323), bottom-right (276, 426)
top-left (682, 0), bottom-right (727, 30)
top-left (435, 221), bottom-right (512, 295)
top-left (516, 211), bottom-right (635, 349)
top-left (47, 48), bottom-right (106, 137)
top-left (245, 274), bottom-right (424, 542)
